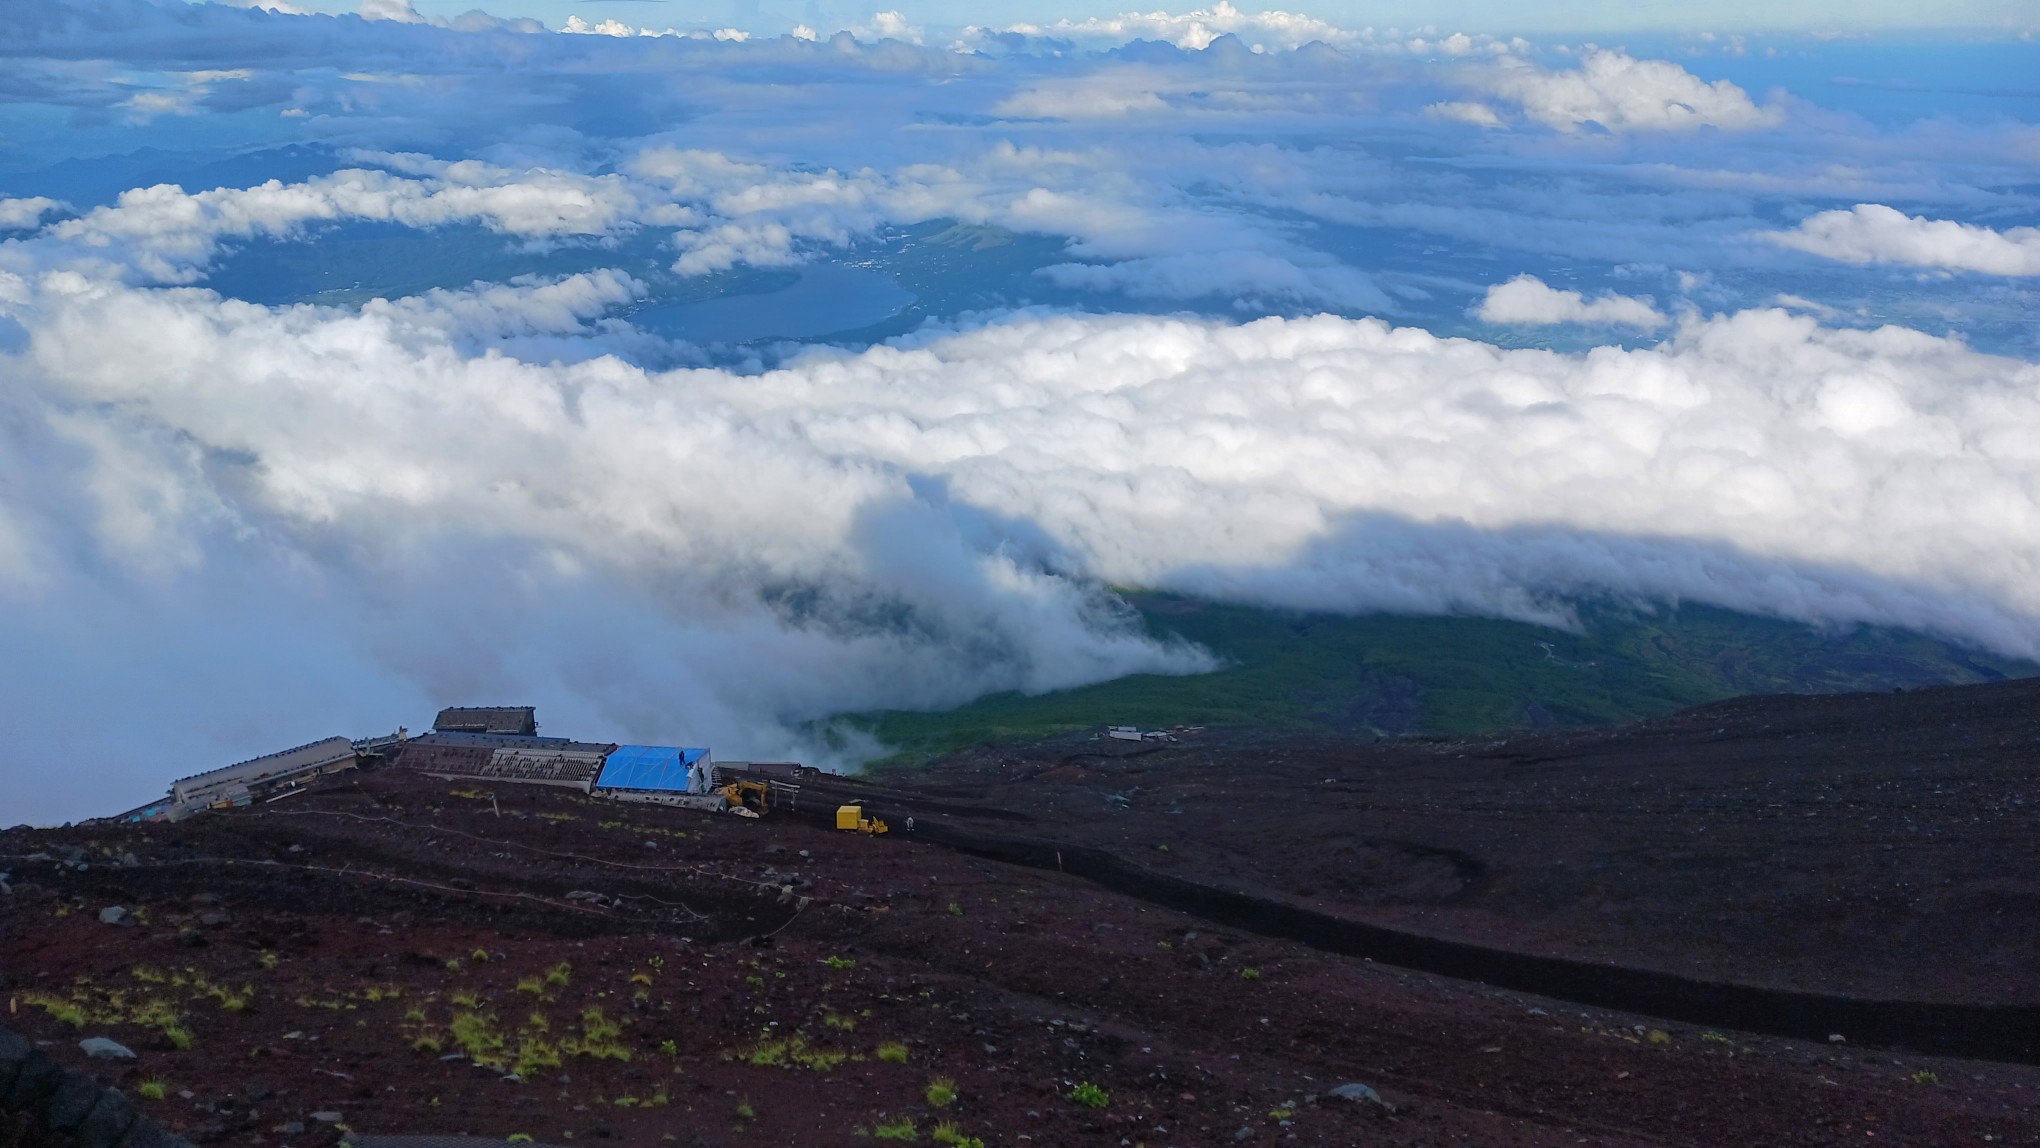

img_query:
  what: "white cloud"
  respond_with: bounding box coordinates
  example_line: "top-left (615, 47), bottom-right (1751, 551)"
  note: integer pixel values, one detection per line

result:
top-left (10, 264), bottom-right (2040, 687)
top-left (995, 74), bottom-right (1172, 119)
top-left (852, 11), bottom-right (923, 44)
top-left (558, 15), bottom-right (752, 41)
top-left (0, 198), bottom-right (63, 231)
top-left (8, 147), bottom-right (1392, 314)
top-left (359, 0), bottom-right (426, 24)
top-left (1472, 50), bottom-right (1783, 133)
top-left (1476, 275), bottom-right (1667, 329)
top-left (560, 15), bottom-right (633, 37)
top-left (1761, 204), bottom-right (2040, 276)
top-left (1424, 100), bottom-right (1504, 128)
top-left (38, 162), bottom-right (688, 283)
top-left (988, 2), bottom-right (1362, 51)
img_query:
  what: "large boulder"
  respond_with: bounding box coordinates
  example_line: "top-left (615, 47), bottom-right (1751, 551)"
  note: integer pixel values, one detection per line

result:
top-left (77, 1087), bottom-right (138, 1148)
top-left (0, 1027), bottom-right (32, 1087)
top-left (47, 1067), bottom-right (101, 1130)
top-left (3, 1048), bottom-right (63, 1110)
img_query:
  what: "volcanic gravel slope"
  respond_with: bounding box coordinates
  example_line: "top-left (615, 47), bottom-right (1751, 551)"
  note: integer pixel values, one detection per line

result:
top-left (915, 675), bottom-right (2040, 1006)
top-left (0, 679), bottom-right (2034, 1147)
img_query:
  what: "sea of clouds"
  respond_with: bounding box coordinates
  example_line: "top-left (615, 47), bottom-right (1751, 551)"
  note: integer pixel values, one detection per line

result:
top-left (2, 0), bottom-right (2037, 821)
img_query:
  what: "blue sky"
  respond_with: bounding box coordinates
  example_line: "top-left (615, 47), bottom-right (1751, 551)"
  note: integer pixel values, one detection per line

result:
top-left (1, 1), bottom-right (2037, 823)
top-left (322, 0), bottom-right (2040, 35)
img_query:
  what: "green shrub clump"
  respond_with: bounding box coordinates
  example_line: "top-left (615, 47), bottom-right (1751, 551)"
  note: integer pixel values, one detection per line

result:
top-left (1068, 1081), bottom-right (1109, 1108)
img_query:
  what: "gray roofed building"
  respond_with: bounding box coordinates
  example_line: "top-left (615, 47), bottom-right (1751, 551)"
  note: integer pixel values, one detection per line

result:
top-left (432, 706), bottom-right (538, 736)
top-left (397, 731), bottom-right (615, 790)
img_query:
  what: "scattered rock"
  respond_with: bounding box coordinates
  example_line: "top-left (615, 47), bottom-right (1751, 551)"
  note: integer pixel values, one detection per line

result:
top-left (1233, 1125), bottom-right (1253, 1141)
top-left (1829, 1034), bottom-right (1847, 1044)
top-left (310, 1111), bottom-right (344, 1123)
top-left (196, 911), bottom-right (233, 928)
top-left (176, 929), bottom-right (208, 949)
top-left (1328, 1082), bottom-right (1389, 1108)
top-left (80, 1037), bottom-right (137, 1060)
top-left (119, 853), bottom-right (140, 867)
top-left (98, 906), bottom-right (131, 927)
top-left (279, 1122), bottom-right (306, 1136)
top-left (287, 844), bottom-right (304, 854)
top-left (244, 1083), bottom-right (273, 1102)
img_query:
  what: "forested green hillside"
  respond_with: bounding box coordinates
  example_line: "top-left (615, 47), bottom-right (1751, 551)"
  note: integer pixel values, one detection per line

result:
top-left (846, 596), bottom-right (2035, 765)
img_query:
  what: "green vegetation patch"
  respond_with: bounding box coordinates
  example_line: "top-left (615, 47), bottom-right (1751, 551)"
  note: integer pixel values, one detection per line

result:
top-left (844, 595), bottom-right (2035, 765)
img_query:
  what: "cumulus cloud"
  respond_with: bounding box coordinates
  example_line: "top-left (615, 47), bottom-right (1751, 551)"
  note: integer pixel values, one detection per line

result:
top-left (1476, 275), bottom-right (1667, 329)
top-left (9, 261), bottom-right (2040, 701)
top-left (359, 0), bottom-right (427, 23)
top-left (1470, 50), bottom-right (1783, 133)
top-left (984, 2), bottom-right (1361, 51)
top-left (1761, 204), bottom-right (2040, 276)
top-left (970, 2), bottom-right (1522, 56)
top-left (0, 198), bottom-right (64, 230)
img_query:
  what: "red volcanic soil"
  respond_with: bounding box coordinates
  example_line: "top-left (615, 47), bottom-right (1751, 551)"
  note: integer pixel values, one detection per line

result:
top-left (4, 678), bottom-right (2040, 1147)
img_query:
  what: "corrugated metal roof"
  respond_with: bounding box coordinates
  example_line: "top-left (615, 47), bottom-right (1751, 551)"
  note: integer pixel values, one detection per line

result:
top-left (594, 745), bottom-right (709, 793)
top-left (172, 736), bottom-right (357, 788)
top-left (406, 731), bottom-right (613, 753)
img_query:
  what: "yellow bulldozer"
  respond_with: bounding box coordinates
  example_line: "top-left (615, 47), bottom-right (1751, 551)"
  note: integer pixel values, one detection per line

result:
top-left (715, 779), bottom-right (772, 818)
top-left (835, 804), bottom-right (889, 834)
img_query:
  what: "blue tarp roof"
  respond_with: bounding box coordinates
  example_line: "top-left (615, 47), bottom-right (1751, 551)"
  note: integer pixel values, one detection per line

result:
top-left (595, 745), bottom-right (709, 792)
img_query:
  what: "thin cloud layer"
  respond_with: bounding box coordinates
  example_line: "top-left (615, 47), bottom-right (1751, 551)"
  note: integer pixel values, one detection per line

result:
top-left (1763, 204), bottom-right (2040, 276)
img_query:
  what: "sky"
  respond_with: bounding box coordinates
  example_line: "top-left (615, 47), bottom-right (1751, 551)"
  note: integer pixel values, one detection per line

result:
top-left (291, 0), bottom-right (2040, 35)
top-left (1, 1), bottom-right (2037, 824)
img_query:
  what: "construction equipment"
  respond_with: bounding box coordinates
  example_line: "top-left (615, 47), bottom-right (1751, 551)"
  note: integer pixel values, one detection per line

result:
top-left (835, 804), bottom-right (889, 834)
top-left (716, 779), bottom-right (772, 818)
